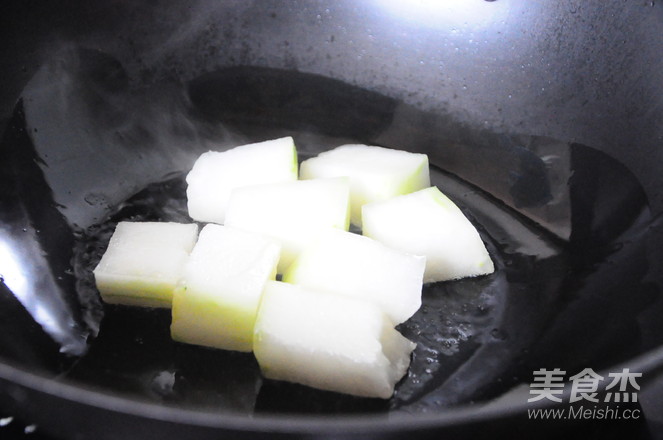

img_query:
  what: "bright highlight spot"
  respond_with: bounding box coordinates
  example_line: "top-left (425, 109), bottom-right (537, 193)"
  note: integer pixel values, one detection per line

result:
top-left (376, 0), bottom-right (509, 28)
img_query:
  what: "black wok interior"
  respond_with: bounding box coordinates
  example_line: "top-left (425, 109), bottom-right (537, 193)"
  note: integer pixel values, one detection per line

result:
top-left (1, 1), bottom-right (663, 439)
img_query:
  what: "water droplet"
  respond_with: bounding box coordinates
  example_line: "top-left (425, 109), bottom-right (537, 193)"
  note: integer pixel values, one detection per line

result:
top-left (0, 416), bottom-right (13, 427)
top-left (24, 424), bottom-right (37, 434)
top-left (490, 328), bottom-right (508, 340)
top-left (84, 193), bottom-right (108, 207)
top-left (150, 370), bottom-right (176, 397)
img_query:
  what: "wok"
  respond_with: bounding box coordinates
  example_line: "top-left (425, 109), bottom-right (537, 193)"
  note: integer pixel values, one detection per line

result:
top-left (1, 1), bottom-right (663, 438)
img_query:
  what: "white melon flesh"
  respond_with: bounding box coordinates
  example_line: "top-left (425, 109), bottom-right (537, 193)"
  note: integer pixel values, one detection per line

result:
top-left (224, 177), bottom-right (350, 273)
top-left (93, 222), bottom-right (199, 308)
top-left (186, 136), bottom-right (298, 224)
top-left (253, 281), bottom-right (416, 399)
top-left (299, 144), bottom-right (430, 226)
top-left (170, 224), bottom-right (280, 352)
top-left (283, 228), bottom-right (425, 324)
top-left (362, 186), bottom-right (494, 283)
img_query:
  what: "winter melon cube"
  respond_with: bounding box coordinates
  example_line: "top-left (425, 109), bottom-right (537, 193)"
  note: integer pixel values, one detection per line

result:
top-left (299, 144), bottom-right (429, 226)
top-left (362, 186), bottom-right (494, 283)
top-left (186, 136), bottom-right (298, 224)
top-left (170, 224), bottom-right (280, 352)
top-left (253, 281), bottom-right (416, 399)
top-left (93, 221), bottom-right (198, 308)
top-left (283, 228), bottom-right (425, 324)
top-left (224, 177), bottom-right (350, 273)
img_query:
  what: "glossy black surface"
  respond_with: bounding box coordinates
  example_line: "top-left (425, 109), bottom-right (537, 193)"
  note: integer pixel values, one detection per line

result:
top-left (1, 1), bottom-right (663, 439)
top-left (1, 50), bottom-right (661, 429)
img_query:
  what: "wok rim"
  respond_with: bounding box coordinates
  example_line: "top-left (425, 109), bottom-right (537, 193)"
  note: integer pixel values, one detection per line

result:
top-left (1, 344), bottom-right (662, 435)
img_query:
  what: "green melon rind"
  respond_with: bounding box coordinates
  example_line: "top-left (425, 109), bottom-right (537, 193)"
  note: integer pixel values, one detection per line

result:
top-left (291, 143), bottom-right (299, 178)
top-left (100, 294), bottom-right (173, 308)
top-left (170, 286), bottom-right (259, 353)
top-left (95, 274), bottom-right (177, 308)
top-left (394, 155), bottom-right (430, 195)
